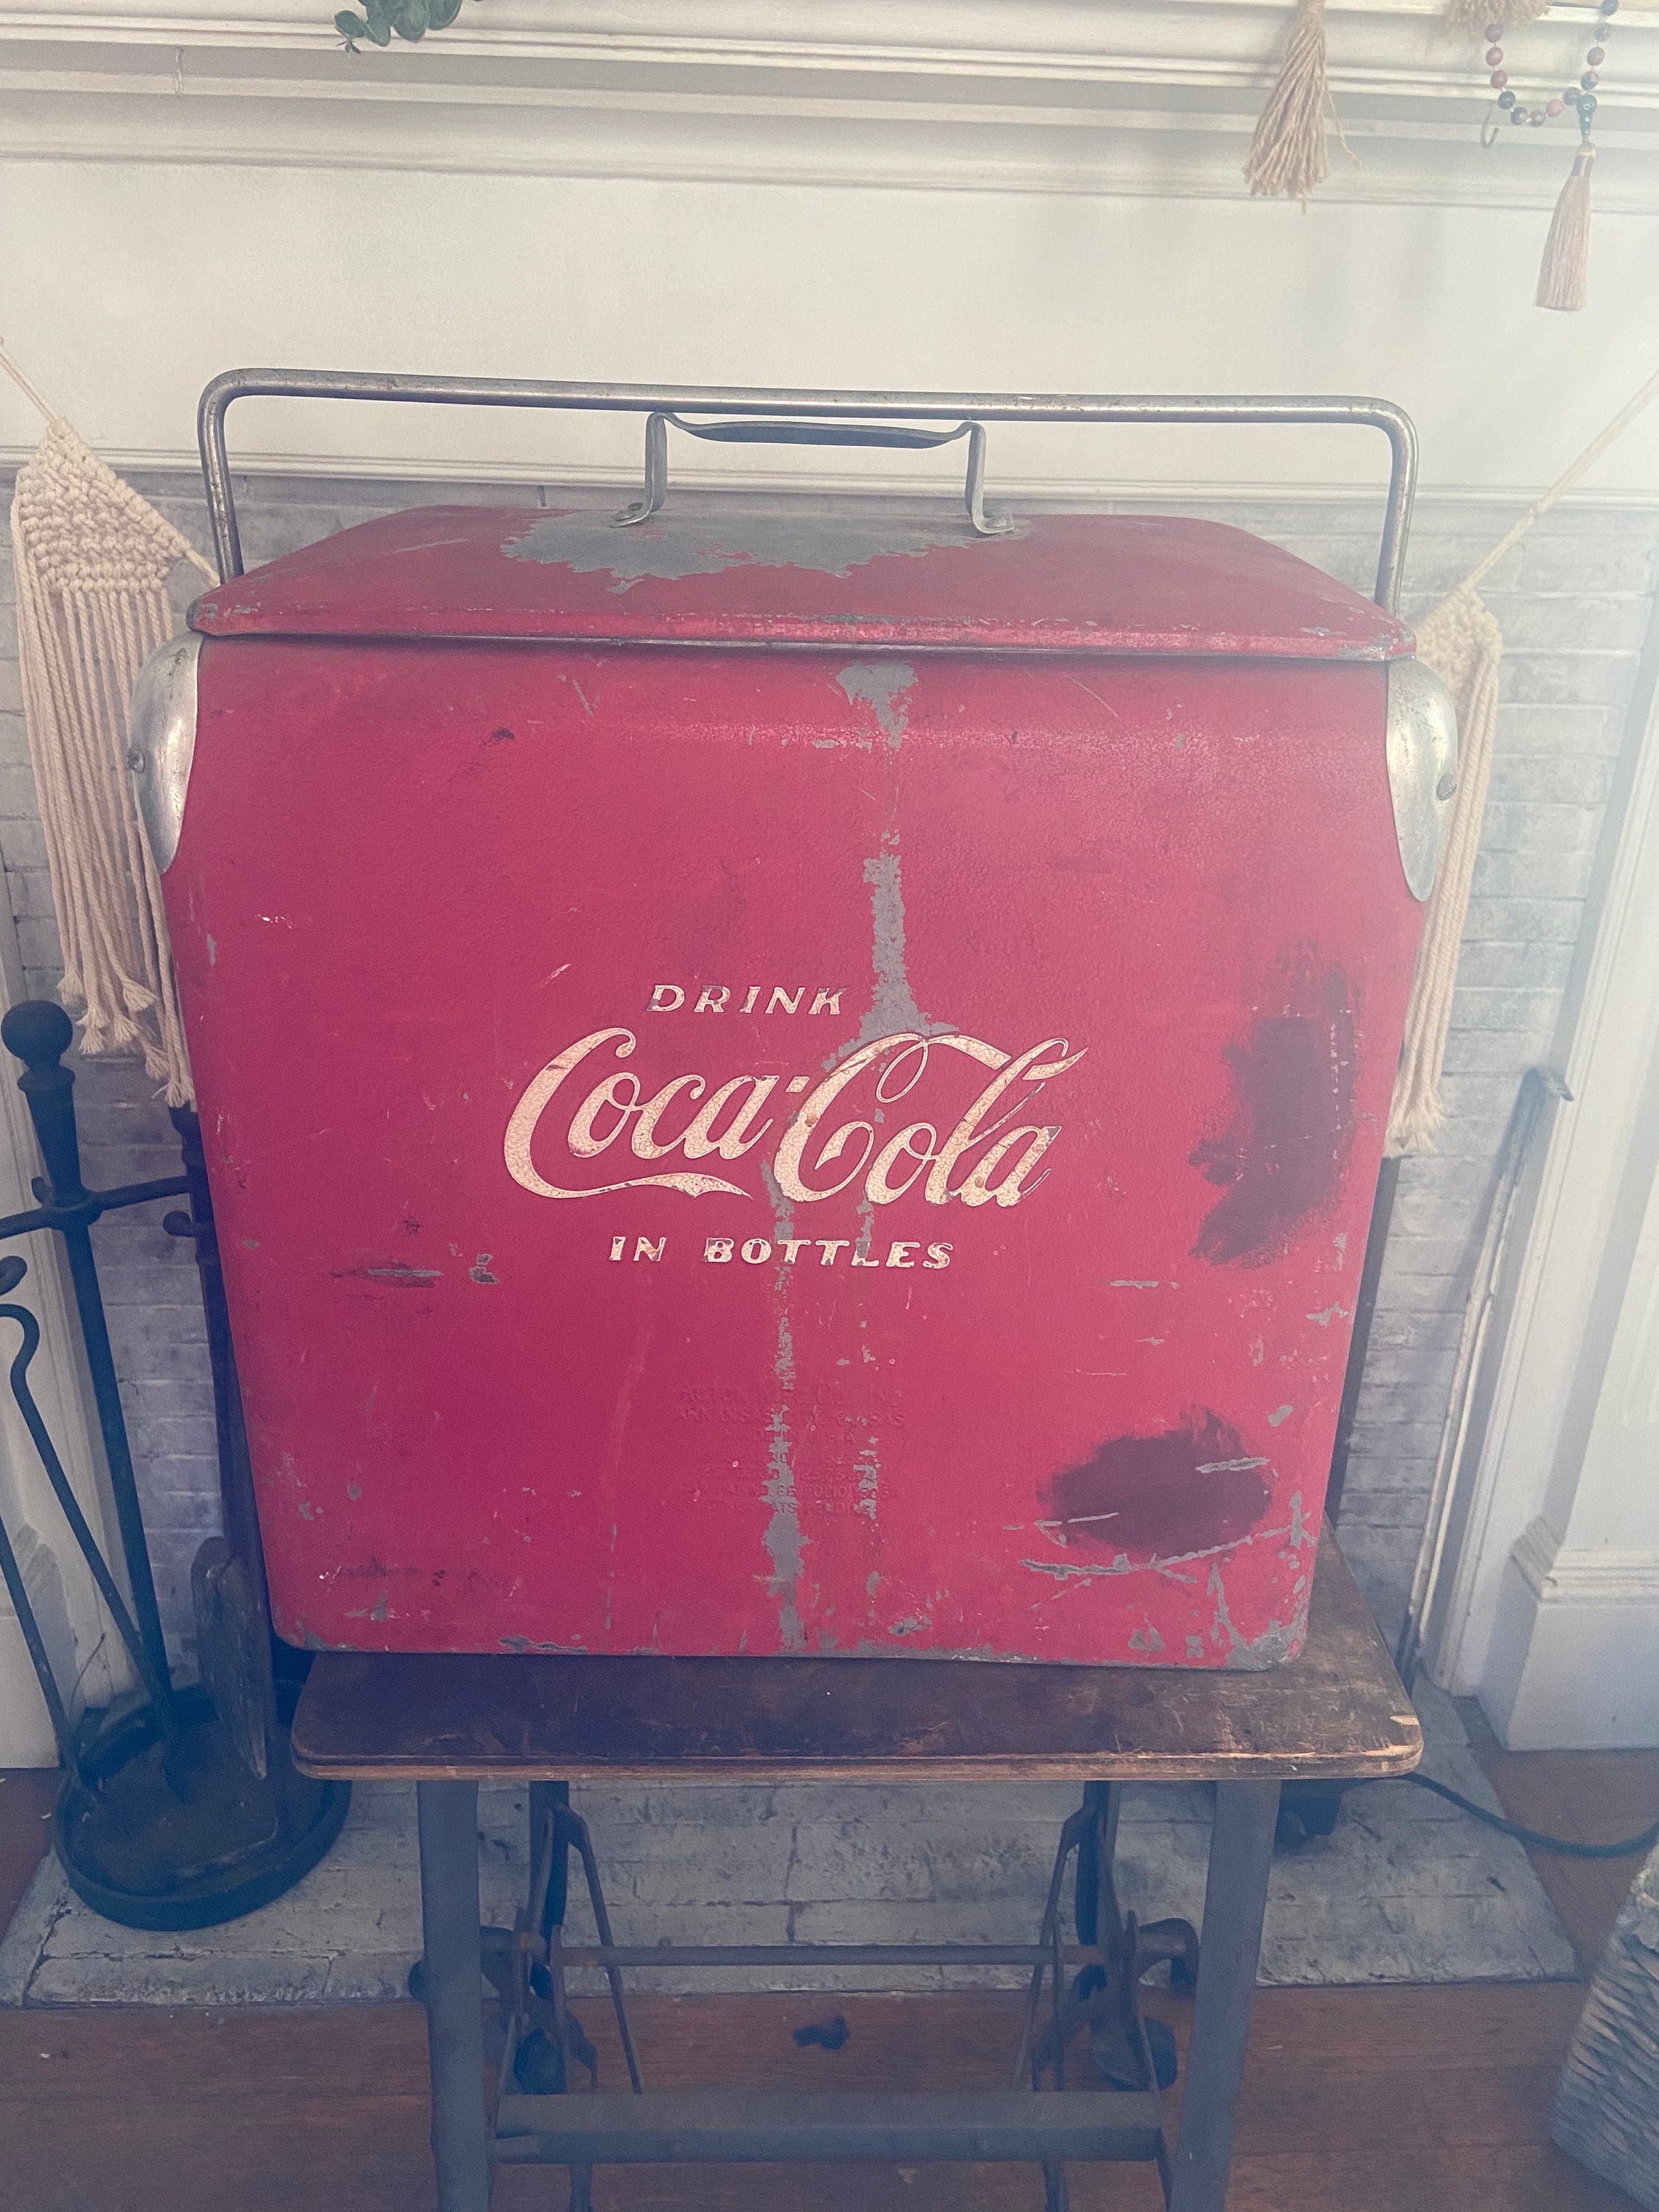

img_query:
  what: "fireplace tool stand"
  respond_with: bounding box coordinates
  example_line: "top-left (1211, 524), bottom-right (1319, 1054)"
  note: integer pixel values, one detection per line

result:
top-left (0, 1000), bottom-right (348, 1927)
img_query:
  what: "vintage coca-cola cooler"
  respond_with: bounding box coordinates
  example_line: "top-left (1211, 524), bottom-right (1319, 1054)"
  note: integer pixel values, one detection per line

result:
top-left (132, 380), bottom-right (1455, 1670)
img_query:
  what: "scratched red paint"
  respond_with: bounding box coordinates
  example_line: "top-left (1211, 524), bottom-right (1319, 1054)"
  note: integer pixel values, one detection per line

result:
top-left (162, 501), bottom-right (1430, 1666)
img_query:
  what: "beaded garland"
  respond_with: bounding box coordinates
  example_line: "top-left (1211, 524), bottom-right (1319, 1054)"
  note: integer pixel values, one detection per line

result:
top-left (1483, 0), bottom-right (1613, 133)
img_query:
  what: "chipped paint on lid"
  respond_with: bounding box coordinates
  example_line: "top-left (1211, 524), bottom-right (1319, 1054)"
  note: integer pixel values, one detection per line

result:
top-left (191, 500), bottom-right (1413, 661)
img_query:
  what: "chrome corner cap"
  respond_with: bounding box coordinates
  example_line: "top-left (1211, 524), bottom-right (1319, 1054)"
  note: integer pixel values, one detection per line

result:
top-left (128, 632), bottom-right (201, 873)
top-left (1385, 654), bottom-right (1458, 903)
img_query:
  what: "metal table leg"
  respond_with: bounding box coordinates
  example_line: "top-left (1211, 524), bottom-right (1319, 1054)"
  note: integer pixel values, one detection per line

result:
top-left (417, 1779), bottom-right (491, 2212)
top-left (1168, 1778), bottom-right (1279, 2212)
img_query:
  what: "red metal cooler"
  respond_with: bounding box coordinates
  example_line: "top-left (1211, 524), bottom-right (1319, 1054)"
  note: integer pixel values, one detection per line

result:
top-left (132, 379), bottom-right (1455, 1670)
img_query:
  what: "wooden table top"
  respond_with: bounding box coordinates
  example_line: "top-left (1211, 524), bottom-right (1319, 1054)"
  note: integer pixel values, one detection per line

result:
top-left (291, 1531), bottom-right (1420, 1785)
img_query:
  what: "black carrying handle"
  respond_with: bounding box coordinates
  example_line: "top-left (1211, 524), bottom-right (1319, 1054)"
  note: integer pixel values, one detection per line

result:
top-left (614, 412), bottom-right (1009, 535)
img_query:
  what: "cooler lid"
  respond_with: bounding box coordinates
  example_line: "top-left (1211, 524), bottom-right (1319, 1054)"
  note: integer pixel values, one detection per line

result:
top-left (190, 501), bottom-right (1412, 661)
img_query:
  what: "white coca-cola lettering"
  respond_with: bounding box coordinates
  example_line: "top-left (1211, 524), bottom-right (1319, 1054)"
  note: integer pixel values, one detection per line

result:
top-left (677, 1076), bottom-right (778, 1162)
top-left (504, 1027), bottom-right (1085, 1208)
top-left (661, 981), bottom-right (846, 1015)
top-left (503, 1030), bottom-right (745, 1200)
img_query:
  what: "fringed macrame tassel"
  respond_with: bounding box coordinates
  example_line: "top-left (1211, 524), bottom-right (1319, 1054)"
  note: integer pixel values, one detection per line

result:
top-left (4, 375), bottom-right (212, 1110)
top-left (1386, 587), bottom-right (1503, 1155)
top-left (1245, 0), bottom-right (1329, 202)
top-left (1382, 364), bottom-right (1659, 1152)
top-left (1538, 139), bottom-right (1595, 313)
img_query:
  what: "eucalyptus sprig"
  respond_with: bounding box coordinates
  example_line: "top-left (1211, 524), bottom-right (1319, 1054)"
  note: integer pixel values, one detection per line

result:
top-left (335, 0), bottom-right (462, 48)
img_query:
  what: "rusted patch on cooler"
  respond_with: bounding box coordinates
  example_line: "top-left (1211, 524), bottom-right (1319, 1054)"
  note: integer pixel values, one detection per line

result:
top-left (1190, 947), bottom-right (1358, 1269)
top-left (1043, 1409), bottom-right (1273, 1558)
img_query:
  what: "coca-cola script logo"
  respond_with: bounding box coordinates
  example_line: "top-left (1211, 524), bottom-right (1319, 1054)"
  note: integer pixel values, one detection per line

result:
top-left (504, 1027), bottom-right (1087, 1208)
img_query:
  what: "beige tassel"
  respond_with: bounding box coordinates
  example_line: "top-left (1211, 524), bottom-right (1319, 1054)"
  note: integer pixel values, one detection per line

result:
top-left (1445, 0), bottom-right (1547, 32)
top-left (1245, 0), bottom-right (1329, 202)
top-left (2, 342), bottom-right (212, 1107)
top-left (1538, 140), bottom-right (1595, 313)
top-left (1386, 588), bottom-right (1503, 1155)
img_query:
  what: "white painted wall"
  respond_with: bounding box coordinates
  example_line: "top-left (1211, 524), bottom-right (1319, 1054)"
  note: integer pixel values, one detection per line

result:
top-left (4, 169), bottom-right (1659, 500)
top-left (1434, 668), bottom-right (1659, 1747)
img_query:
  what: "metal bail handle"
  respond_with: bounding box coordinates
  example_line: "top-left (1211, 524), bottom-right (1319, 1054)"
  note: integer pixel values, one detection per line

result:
top-left (613, 413), bottom-right (1015, 537)
top-left (196, 375), bottom-right (1418, 610)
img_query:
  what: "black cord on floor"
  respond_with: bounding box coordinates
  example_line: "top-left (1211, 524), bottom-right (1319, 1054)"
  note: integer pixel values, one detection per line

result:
top-left (1402, 1773), bottom-right (1659, 1860)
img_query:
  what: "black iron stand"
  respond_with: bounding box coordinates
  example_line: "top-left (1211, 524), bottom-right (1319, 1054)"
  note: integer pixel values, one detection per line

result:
top-left (294, 1530), bottom-right (1413, 2212)
top-left (413, 1779), bottom-right (1239, 2212)
top-left (0, 1001), bottom-right (347, 1928)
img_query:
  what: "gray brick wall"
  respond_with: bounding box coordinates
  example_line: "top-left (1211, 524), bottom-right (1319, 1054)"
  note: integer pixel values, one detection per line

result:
top-left (1, 468), bottom-right (1653, 1665)
top-left (1339, 507), bottom-right (1657, 1645)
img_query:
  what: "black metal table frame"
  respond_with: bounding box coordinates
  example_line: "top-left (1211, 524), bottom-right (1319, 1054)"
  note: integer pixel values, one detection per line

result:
top-left (411, 1770), bottom-right (1279, 2212)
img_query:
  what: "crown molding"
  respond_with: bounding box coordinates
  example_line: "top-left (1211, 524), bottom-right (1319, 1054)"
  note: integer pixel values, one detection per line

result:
top-left (1, 0), bottom-right (1658, 207)
top-left (0, 0), bottom-right (1655, 83)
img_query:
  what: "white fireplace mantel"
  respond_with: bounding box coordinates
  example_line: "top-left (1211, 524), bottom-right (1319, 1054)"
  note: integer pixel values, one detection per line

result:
top-left (1, 1), bottom-right (1658, 204)
top-left (1, 4), bottom-right (1658, 504)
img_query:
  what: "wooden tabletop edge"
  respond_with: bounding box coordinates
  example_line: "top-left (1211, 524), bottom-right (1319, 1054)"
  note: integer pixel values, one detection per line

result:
top-left (291, 1743), bottom-right (1425, 1784)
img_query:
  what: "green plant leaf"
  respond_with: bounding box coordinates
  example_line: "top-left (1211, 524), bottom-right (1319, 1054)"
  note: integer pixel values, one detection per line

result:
top-left (361, 0), bottom-right (393, 40)
top-left (334, 8), bottom-right (368, 43)
top-left (426, 0), bottom-right (463, 27)
top-left (389, 0), bottom-right (429, 37)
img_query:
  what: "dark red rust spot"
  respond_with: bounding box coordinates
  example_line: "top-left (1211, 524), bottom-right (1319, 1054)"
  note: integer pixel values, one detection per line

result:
top-left (1046, 1409), bottom-right (1271, 1557)
top-left (1191, 946), bottom-right (1357, 1269)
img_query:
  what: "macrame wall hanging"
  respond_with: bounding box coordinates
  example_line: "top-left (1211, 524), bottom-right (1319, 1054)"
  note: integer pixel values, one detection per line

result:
top-left (1385, 359), bottom-right (1659, 1154)
top-left (1245, 0), bottom-right (1615, 310)
top-left (2, 343), bottom-right (210, 1106)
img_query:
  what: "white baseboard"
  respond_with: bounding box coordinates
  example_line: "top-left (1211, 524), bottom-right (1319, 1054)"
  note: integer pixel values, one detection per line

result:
top-left (1479, 1518), bottom-right (1659, 1750)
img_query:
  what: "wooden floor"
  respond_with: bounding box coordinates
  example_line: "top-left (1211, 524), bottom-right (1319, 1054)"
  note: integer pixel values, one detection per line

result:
top-left (1455, 1703), bottom-right (1659, 1969)
top-left (0, 1981), bottom-right (1637, 2212)
top-left (0, 1766), bottom-right (55, 1937)
top-left (1, 1750), bottom-right (1655, 2212)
